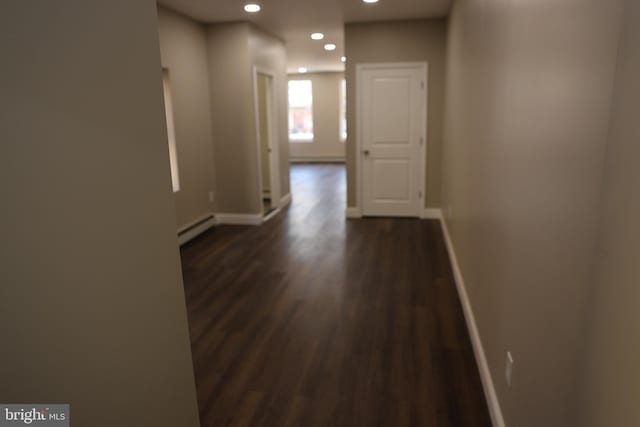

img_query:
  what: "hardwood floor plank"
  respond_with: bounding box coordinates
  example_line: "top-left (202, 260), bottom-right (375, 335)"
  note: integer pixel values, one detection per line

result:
top-left (179, 164), bottom-right (491, 427)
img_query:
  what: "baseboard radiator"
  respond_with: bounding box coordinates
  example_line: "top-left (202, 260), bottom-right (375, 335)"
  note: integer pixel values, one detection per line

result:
top-left (177, 214), bottom-right (216, 246)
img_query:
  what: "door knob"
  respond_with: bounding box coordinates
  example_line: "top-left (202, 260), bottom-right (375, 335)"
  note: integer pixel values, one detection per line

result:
top-left (362, 150), bottom-right (370, 156)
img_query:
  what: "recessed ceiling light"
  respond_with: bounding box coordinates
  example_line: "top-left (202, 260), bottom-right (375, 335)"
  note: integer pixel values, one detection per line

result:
top-left (298, 67), bottom-right (308, 73)
top-left (244, 3), bottom-right (261, 12)
top-left (341, 56), bottom-right (347, 63)
top-left (311, 33), bottom-right (325, 40)
top-left (363, 0), bottom-right (379, 3)
top-left (324, 43), bottom-right (337, 51)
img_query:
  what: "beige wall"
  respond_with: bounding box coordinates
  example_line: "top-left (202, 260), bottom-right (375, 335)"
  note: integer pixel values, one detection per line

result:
top-left (157, 7), bottom-right (216, 229)
top-left (580, 0), bottom-right (640, 425)
top-left (289, 72), bottom-right (346, 162)
top-left (345, 19), bottom-right (447, 208)
top-left (158, 14), bottom-right (289, 217)
top-left (206, 23), bottom-right (290, 214)
top-left (441, 0), bottom-right (624, 425)
top-left (249, 25), bottom-right (291, 199)
top-left (206, 23), bottom-right (258, 213)
top-left (0, 1), bottom-right (199, 426)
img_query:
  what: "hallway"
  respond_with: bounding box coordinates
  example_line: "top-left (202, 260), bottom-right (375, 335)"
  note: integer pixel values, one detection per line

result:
top-left (180, 164), bottom-right (491, 427)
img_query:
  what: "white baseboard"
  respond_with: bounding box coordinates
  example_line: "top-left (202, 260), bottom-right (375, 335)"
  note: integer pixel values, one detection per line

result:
top-left (346, 207), bottom-right (442, 220)
top-left (262, 208), bottom-right (280, 223)
top-left (421, 208), bottom-right (443, 219)
top-left (177, 214), bottom-right (216, 246)
top-left (440, 218), bottom-right (506, 427)
top-left (215, 213), bottom-right (263, 226)
top-left (280, 192), bottom-right (292, 208)
top-left (290, 157), bottom-right (345, 163)
top-left (345, 207), bottom-right (362, 218)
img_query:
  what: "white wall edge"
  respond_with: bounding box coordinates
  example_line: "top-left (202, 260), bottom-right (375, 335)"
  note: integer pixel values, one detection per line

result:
top-left (177, 214), bottom-right (216, 246)
top-left (215, 213), bottom-right (263, 226)
top-left (290, 157), bottom-right (345, 163)
top-left (440, 217), bottom-right (506, 427)
top-left (280, 192), bottom-right (292, 208)
top-left (421, 208), bottom-right (443, 219)
top-left (345, 207), bottom-right (362, 219)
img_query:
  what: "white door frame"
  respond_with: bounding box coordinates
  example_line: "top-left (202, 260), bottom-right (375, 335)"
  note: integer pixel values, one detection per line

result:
top-left (355, 62), bottom-right (428, 217)
top-left (252, 67), bottom-right (281, 215)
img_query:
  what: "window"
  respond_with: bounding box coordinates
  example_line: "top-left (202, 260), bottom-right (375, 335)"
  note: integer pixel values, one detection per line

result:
top-left (162, 69), bottom-right (180, 192)
top-left (288, 80), bottom-right (314, 142)
top-left (340, 79), bottom-right (347, 142)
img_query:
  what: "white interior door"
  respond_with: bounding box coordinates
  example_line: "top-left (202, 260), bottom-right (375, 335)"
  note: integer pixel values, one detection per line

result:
top-left (358, 64), bottom-right (426, 217)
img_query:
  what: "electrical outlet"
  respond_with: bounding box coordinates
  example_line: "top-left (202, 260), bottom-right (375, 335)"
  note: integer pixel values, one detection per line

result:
top-left (208, 191), bottom-right (215, 202)
top-left (505, 352), bottom-right (514, 387)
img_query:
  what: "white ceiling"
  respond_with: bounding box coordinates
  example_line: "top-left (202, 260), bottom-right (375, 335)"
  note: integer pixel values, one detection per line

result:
top-left (157, 0), bottom-right (451, 74)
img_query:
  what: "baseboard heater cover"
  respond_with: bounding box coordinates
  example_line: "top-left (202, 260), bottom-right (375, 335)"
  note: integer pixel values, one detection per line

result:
top-left (177, 214), bottom-right (216, 246)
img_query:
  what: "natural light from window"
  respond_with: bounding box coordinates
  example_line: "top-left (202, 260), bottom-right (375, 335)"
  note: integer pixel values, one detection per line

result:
top-left (340, 79), bottom-right (347, 142)
top-left (162, 70), bottom-right (180, 192)
top-left (288, 80), bottom-right (314, 142)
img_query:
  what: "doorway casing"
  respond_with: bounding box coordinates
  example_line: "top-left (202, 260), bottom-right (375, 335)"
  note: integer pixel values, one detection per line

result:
top-left (252, 66), bottom-right (282, 219)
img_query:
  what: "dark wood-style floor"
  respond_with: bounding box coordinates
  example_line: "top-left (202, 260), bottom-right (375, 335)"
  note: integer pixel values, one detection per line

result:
top-left (180, 164), bottom-right (492, 427)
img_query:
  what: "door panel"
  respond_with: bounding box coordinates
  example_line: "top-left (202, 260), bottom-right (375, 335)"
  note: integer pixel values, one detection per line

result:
top-left (372, 78), bottom-right (411, 144)
top-left (372, 159), bottom-right (411, 200)
top-left (360, 65), bottom-right (426, 217)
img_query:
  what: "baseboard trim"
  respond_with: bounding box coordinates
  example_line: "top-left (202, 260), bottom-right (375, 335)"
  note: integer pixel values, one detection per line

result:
top-left (290, 157), bottom-right (345, 163)
top-left (215, 213), bottom-right (263, 226)
top-left (421, 208), bottom-right (443, 219)
top-left (440, 218), bottom-right (506, 427)
top-left (346, 207), bottom-right (442, 220)
top-left (280, 192), bottom-right (292, 208)
top-left (262, 208), bottom-right (280, 223)
top-left (177, 214), bottom-right (216, 246)
top-left (345, 207), bottom-right (362, 219)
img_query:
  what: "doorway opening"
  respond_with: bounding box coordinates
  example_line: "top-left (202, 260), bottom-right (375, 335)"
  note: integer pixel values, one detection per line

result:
top-left (254, 69), bottom-right (281, 218)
